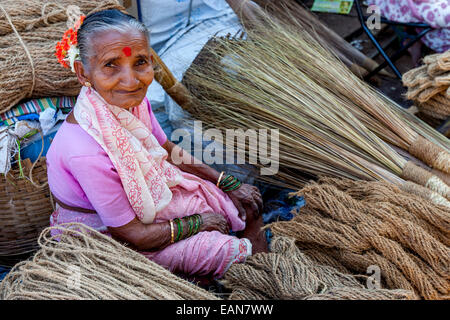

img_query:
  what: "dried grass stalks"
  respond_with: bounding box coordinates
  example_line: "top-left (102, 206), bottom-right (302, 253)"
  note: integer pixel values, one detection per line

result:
top-left (259, 4), bottom-right (450, 173)
top-left (251, 0), bottom-right (391, 78)
top-left (0, 223), bottom-right (219, 300)
top-left (222, 236), bottom-right (416, 300)
top-left (0, 0), bottom-right (126, 114)
top-left (266, 178), bottom-right (450, 300)
top-left (182, 9), bottom-right (450, 197)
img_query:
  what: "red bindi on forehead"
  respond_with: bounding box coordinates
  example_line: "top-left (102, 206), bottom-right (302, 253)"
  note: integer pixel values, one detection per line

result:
top-left (122, 46), bottom-right (132, 57)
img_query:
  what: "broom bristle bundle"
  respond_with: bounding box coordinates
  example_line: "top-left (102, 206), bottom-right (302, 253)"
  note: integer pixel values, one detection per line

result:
top-left (182, 7), bottom-right (449, 194)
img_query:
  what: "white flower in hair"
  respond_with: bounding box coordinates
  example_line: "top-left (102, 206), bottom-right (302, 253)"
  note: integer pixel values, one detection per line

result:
top-left (55, 8), bottom-right (85, 73)
top-left (67, 45), bottom-right (81, 73)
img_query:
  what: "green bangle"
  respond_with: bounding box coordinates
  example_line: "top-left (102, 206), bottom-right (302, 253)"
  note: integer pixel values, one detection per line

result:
top-left (223, 180), bottom-right (242, 192)
top-left (221, 177), bottom-right (238, 189)
top-left (174, 218), bottom-right (183, 242)
top-left (186, 216), bottom-right (194, 237)
top-left (219, 175), bottom-right (233, 186)
top-left (197, 214), bottom-right (203, 226)
top-left (193, 215), bottom-right (200, 234)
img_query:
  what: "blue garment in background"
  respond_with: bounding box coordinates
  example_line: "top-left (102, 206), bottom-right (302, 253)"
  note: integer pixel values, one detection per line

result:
top-left (262, 190), bottom-right (306, 246)
top-left (0, 266), bottom-right (10, 281)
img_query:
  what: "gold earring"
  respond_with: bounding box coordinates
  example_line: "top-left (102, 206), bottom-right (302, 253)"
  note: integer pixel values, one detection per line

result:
top-left (84, 81), bottom-right (91, 87)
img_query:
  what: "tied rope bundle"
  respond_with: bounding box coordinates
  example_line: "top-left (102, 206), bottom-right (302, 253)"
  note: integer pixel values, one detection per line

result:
top-left (266, 178), bottom-right (450, 300)
top-left (221, 236), bottom-right (415, 300)
top-left (403, 51), bottom-right (450, 121)
top-left (0, 0), bottom-right (126, 114)
top-left (181, 8), bottom-right (450, 201)
top-left (0, 223), bottom-right (219, 300)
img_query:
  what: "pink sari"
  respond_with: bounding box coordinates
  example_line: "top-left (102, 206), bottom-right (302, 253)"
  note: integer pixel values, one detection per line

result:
top-left (50, 86), bottom-right (251, 278)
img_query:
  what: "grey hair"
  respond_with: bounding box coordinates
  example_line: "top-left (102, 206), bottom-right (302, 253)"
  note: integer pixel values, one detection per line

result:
top-left (77, 9), bottom-right (149, 70)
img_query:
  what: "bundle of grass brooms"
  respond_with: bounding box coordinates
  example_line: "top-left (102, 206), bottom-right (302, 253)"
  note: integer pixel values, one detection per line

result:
top-left (221, 236), bottom-right (416, 300)
top-left (264, 178), bottom-right (449, 300)
top-left (403, 51), bottom-right (450, 121)
top-left (0, 0), bottom-right (126, 114)
top-left (180, 4), bottom-right (450, 203)
top-left (0, 223), bottom-right (219, 300)
top-left (251, 0), bottom-right (392, 79)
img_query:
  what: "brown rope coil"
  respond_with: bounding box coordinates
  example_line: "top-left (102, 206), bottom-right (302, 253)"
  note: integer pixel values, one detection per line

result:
top-left (0, 1), bottom-right (126, 114)
top-left (222, 236), bottom-right (416, 300)
top-left (0, 223), bottom-right (219, 300)
top-left (267, 178), bottom-right (450, 300)
top-left (403, 51), bottom-right (450, 120)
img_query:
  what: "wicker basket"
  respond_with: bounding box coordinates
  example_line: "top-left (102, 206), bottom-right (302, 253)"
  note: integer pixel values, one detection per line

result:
top-left (0, 157), bottom-right (53, 267)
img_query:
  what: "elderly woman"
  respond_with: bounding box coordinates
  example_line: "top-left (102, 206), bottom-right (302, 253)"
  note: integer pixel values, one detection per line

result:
top-left (47, 9), bottom-right (267, 281)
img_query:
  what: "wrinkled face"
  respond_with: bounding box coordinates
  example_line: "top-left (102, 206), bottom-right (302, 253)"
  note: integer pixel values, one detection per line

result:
top-left (76, 29), bottom-right (154, 110)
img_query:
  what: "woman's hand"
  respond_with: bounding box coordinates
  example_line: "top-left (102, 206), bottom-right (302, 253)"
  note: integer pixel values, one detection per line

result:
top-left (227, 184), bottom-right (263, 222)
top-left (199, 213), bottom-right (230, 234)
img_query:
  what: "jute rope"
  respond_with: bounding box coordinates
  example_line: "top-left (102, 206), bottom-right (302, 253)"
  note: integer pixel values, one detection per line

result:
top-left (400, 160), bottom-right (450, 199)
top-left (222, 236), bottom-right (416, 300)
top-left (418, 102), bottom-right (449, 121)
top-left (403, 51), bottom-right (450, 120)
top-left (267, 178), bottom-right (450, 300)
top-left (0, 4), bottom-right (35, 99)
top-left (317, 177), bottom-right (450, 233)
top-left (0, 1), bottom-right (125, 114)
top-left (0, 223), bottom-right (219, 300)
top-left (437, 51), bottom-right (450, 71)
top-left (407, 138), bottom-right (450, 175)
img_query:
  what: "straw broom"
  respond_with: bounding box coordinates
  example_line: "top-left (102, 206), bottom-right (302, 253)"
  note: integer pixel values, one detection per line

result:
top-left (274, 21), bottom-right (450, 175)
top-left (227, 0), bottom-right (367, 77)
top-left (252, 0), bottom-right (394, 78)
top-left (265, 5), bottom-right (450, 174)
top-left (149, 4), bottom-right (449, 159)
top-left (181, 13), bottom-right (450, 201)
top-left (383, 95), bottom-right (450, 151)
top-left (298, 44), bottom-right (450, 175)
top-left (236, 1), bottom-right (450, 175)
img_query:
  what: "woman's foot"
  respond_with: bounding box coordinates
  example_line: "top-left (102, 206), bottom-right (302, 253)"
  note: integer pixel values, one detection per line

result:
top-left (176, 272), bottom-right (215, 289)
top-left (237, 214), bottom-right (268, 254)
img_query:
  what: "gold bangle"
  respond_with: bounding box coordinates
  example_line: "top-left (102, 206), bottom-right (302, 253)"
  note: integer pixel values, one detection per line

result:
top-left (216, 171), bottom-right (225, 188)
top-left (169, 219), bottom-right (175, 244)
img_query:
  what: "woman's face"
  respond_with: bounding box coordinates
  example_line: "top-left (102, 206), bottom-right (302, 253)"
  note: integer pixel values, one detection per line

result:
top-left (75, 29), bottom-right (154, 110)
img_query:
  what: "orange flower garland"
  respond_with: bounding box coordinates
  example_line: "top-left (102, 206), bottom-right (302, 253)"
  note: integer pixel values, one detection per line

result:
top-left (55, 15), bottom-right (85, 69)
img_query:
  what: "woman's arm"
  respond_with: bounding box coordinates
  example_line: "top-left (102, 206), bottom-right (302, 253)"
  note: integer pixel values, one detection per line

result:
top-left (161, 140), bottom-right (263, 221)
top-left (162, 139), bottom-right (222, 184)
top-left (107, 213), bottom-right (230, 251)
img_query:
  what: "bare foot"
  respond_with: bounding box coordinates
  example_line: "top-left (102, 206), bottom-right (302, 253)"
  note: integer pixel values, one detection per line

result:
top-left (237, 214), bottom-right (268, 254)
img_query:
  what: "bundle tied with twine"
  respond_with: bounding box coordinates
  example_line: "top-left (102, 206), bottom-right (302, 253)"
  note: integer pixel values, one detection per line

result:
top-left (265, 177), bottom-right (450, 300)
top-left (231, 1), bottom-right (450, 171)
top-left (221, 236), bottom-right (415, 300)
top-left (403, 51), bottom-right (450, 121)
top-left (180, 8), bottom-right (450, 202)
top-left (0, 0), bottom-right (127, 114)
top-left (0, 223), bottom-right (219, 300)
